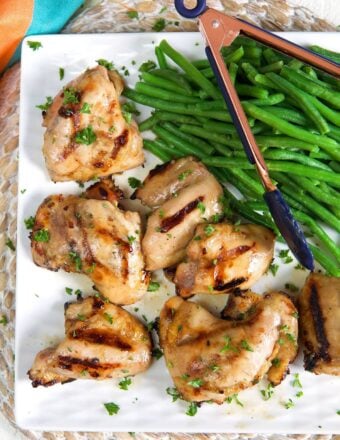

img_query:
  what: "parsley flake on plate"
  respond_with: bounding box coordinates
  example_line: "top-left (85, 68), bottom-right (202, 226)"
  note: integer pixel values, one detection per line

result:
top-left (147, 281), bottom-right (160, 292)
top-left (138, 60), bottom-right (157, 72)
top-left (27, 40), bottom-right (42, 51)
top-left (166, 386), bottom-right (182, 402)
top-left (127, 10), bottom-right (139, 19)
top-left (59, 67), bottom-right (65, 80)
top-left (5, 238), bottom-right (15, 251)
top-left (118, 377), bottom-right (132, 390)
top-left (24, 216), bottom-right (35, 230)
top-left (152, 18), bottom-right (166, 32)
top-left (36, 96), bottom-right (53, 111)
top-left (103, 402), bottom-right (120, 415)
top-left (96, 59), bottom-right (114, 70)
top-left (128, 177), bottom-right (142, 189)
top-left (186, 401), bottom-right (198, 416)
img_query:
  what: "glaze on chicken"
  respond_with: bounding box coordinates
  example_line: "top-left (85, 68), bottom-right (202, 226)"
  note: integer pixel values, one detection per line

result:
top-left (133, 157), bottom-right (223, 270)
top-left (299, 272), bottom-right (340, 376)
top-left (42, 65), bottom-right (144, 182)
top-left (28, 296), bottom-right (152, 387)
top-left (174, 223), bottom-right (275, 297)
top-left (159, 291), bottom-right (298, 403)
top-left (31, 179), bottom-right (149, 305)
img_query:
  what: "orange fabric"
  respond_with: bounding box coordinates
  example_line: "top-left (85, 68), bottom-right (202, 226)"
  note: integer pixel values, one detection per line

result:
top-left (0, 0), bottom-right (34, 72)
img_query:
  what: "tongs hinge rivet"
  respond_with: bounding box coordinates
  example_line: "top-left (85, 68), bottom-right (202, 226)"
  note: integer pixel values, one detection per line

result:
top-left (212, 19), bottom-right (220, 28)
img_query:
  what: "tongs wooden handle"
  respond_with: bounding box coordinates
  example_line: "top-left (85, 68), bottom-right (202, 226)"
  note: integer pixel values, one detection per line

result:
top-left (175, 1), bottom-right (339, 270)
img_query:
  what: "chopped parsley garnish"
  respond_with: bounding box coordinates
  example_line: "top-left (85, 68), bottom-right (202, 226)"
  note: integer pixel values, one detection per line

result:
top-left (5, 238), bottom-right (15, 251)
top-left (152, 348), bottom-right (163, 360)
top-left (241, 339), bottom-right (254, 352)
top-left (166, 386), bottom-right (182, 402)
top-left (207, 285), bottom-right (214, 292)
top-left (104, 402), bottom-right (120, 415)
top-left (77, 313), bottom-right (86, 321)
top-left (128, 177), bottom-right (142, 189)
top-left (27, 41), bottom-right (42, 51)
top-left (220, 336), bottom-right (239, 353)
top-left (188, 378), bottom-right (203, 388)
top-left (296, 391), bottom-right (303, 398)
top-left (59, 67), bottom-right (65, 80)
top-left (118, 377), bottom-right (132, 390)
top-left (278, 249), bottom-right (293, 264)
top-left (294, 263), bottom-right (305, 270)
top-left (36, 96), bottom-right (53, 111)
top-left (96, 59), bottom-right (114, 70)
top-left (20, 189), bottom-right (26, 194)
top-left (104, 312), bottom-right (113, 324)
top-left (138, 60), bottom-right (157, 72)
top-left (65, 287), bottom-right (73, 295)
top-left (33, 229), bottom-right (50, 242)
top-left (283, 398), bottom-right (294, 409)
top-left (69, 251), bottom-right (82, 271)
top-left (24, 216), bottom-right (35, 230)
top-left (211, 213), bottom-right (222, 223)
top-left (197, 201), bottom-right (205, 215)
top-left (269, 263), bottom-right (279, 276)
top-left (160, 6), bottom-right (167, 13)
top-left (193, 235), bottom-right (201, 241)
top-left (209, 364), bottom-right (220, 372)
top-left (0, 315), bottom-right (8, 326)
top-left (271, 357), bottom-right (281, 367)
top-left (127, 235), bottom-right (136, 244)
top-left (292, 311), bottom-right (299, 319)
top-left (86, 263), bottom-right (96, 274)
top-left (158, 209), bottom-right (165, 219)
top-left (336, 410), bottom-right (340, 415)
top-left (80, 102), bottom-right (91, 114)
top-left (127, 10), bottom-right (139, 19)
top-left (152, 18), bottom-right (166, 32)
top-left (285, 283), bottom-right (299, 292)
top-left (80, 369), bottom-right (87, 376)
top-left (147, 281), bottom-right (160, 292)
top-left (181, 373), bottom-right (189, 380)
top-left (178, 170), bottom-right (192, 181)
top-left (108, 125), bottom-right (116, 133)
top-left (225, 393), bottom-right (243, 407)
top-left (75, 125), bottom-right (97, 145)
top-left (204, 224), bottom-right (215, 236)
top-left (292, 373), bottom-right (302, 388)
top-left (260, 383), bottom-right (274, 400)
top-left (142, 315), bottom-right (155, 332)
top-left (63, 87), bottom-right (79, 104)
top-left (186, 402), bottom-right (198, 416)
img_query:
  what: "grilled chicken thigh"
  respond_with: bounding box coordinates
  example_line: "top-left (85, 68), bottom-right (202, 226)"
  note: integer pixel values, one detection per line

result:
top-left (299, 273), bottom-right (340, 375)
top-left (134, 157), bottom-right (223, 270)
top-left (42, 65), bottom-right (144, 182)
top-left (159, 291), bottom-right (298, 403)
top-left (31, 179), bottom-right (149, 305)
top-left (174, 223), bottom-right (275, 297)
top-left (28, 296), bottom-right (152, 387)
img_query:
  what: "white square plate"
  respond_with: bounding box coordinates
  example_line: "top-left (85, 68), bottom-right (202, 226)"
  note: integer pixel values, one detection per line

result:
top-left (16, 32), bottom-right (340, 433)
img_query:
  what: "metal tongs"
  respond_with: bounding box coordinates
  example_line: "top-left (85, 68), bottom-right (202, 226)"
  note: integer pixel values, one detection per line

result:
top-left (175, 0), bottom-right (340, 271)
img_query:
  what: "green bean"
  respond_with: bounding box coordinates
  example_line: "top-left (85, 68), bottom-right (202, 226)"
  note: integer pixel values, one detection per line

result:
top-left (159, 39), bottom-right (220, 99)
top-left (202, 121), bottom-right (236, 135)
top-left (317, 71), bottom-right (340, 90)
top-left (152, 125), bottom-right (206, 159)
top-left (151, 69), bottom-right (193, 94)
top-left (242, 102), bottom-right (340, 160)
top-left (309, 45), bottom-right (340, 64)
top-left (263, 150), bottom-right (332, 171)
top-left (123, 88), bottom-right (232, 121)
top-left (266, 72), bottom-right (329, 134)
top-left (296, 67), bottom-right (334, 90)
top-left (260, 106), bottom-right (308, 126)
top-left (263, 48), bottom-right (281, 64)
top-left (272, 172), bottom-right (340, 231)
top-left (307, 94), bottom-right (340, 127)
top-left (193, 100), bottom-right (226, 111)
top-left (231, 36), bottom-right (258, 47)
top-left (204, 155), bottom-right (340, 187)
top-left (258, 61), bottom-right (284, 73)
top-left (229, 62), bottom-right (238, 85)
top-left (200, 47), bottom-right (245, 79)
top-left (139, 113), bottom-right (158, 131)
top-left (309, 244), bottom-right (340, 277)
top-left (140, 71), bottom-right (192, 95)
top-left (281, 66), bottom-right (340, 109)
top-left (192, 59), bottom-right (210, 69)
top-left (287, 59), bottom-right (304, 70)
top-left (309, 150), bottom-right (330, 160)
top-left (245, 93), bottom-right (285, 106)
top-left (180, 124), bottom-right (232, 146)
top-left (291, 176), bottom-right (339, 206)
top-left (255, 136), bottom-right (318, 152)
top-left (143, 139), bottom-right (172, 162)
top-left (236, 84), bottom-right (269, 99)
top-left (135, 82), bottom-right (200, 104)
top-left (329, 161), bottom-right (340, 173)
top-left (302, 66), bottom-right (318, 80)
top-left (154, 111), bottom-right (199, 125)
top-left (161, 122), bottom-right (214, 154)
top-left (155, 46), bottom-right (168, 69)
top-left (241, 62), bottom-right (261, 85)
top-left (328, 124), bottom-right (340, 142)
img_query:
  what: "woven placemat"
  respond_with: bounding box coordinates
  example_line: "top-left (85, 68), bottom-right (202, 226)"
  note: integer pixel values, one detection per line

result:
top-left (0, 0), bottom-right (337, 438)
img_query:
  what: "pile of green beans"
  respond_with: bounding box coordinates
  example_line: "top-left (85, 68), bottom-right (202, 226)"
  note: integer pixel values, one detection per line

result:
top-left (123, 38), bottom-right (340, 276)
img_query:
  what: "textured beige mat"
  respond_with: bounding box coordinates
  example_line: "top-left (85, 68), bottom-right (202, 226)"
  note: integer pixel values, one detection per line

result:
top-left (0, 0), bottom-right (337, 438)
